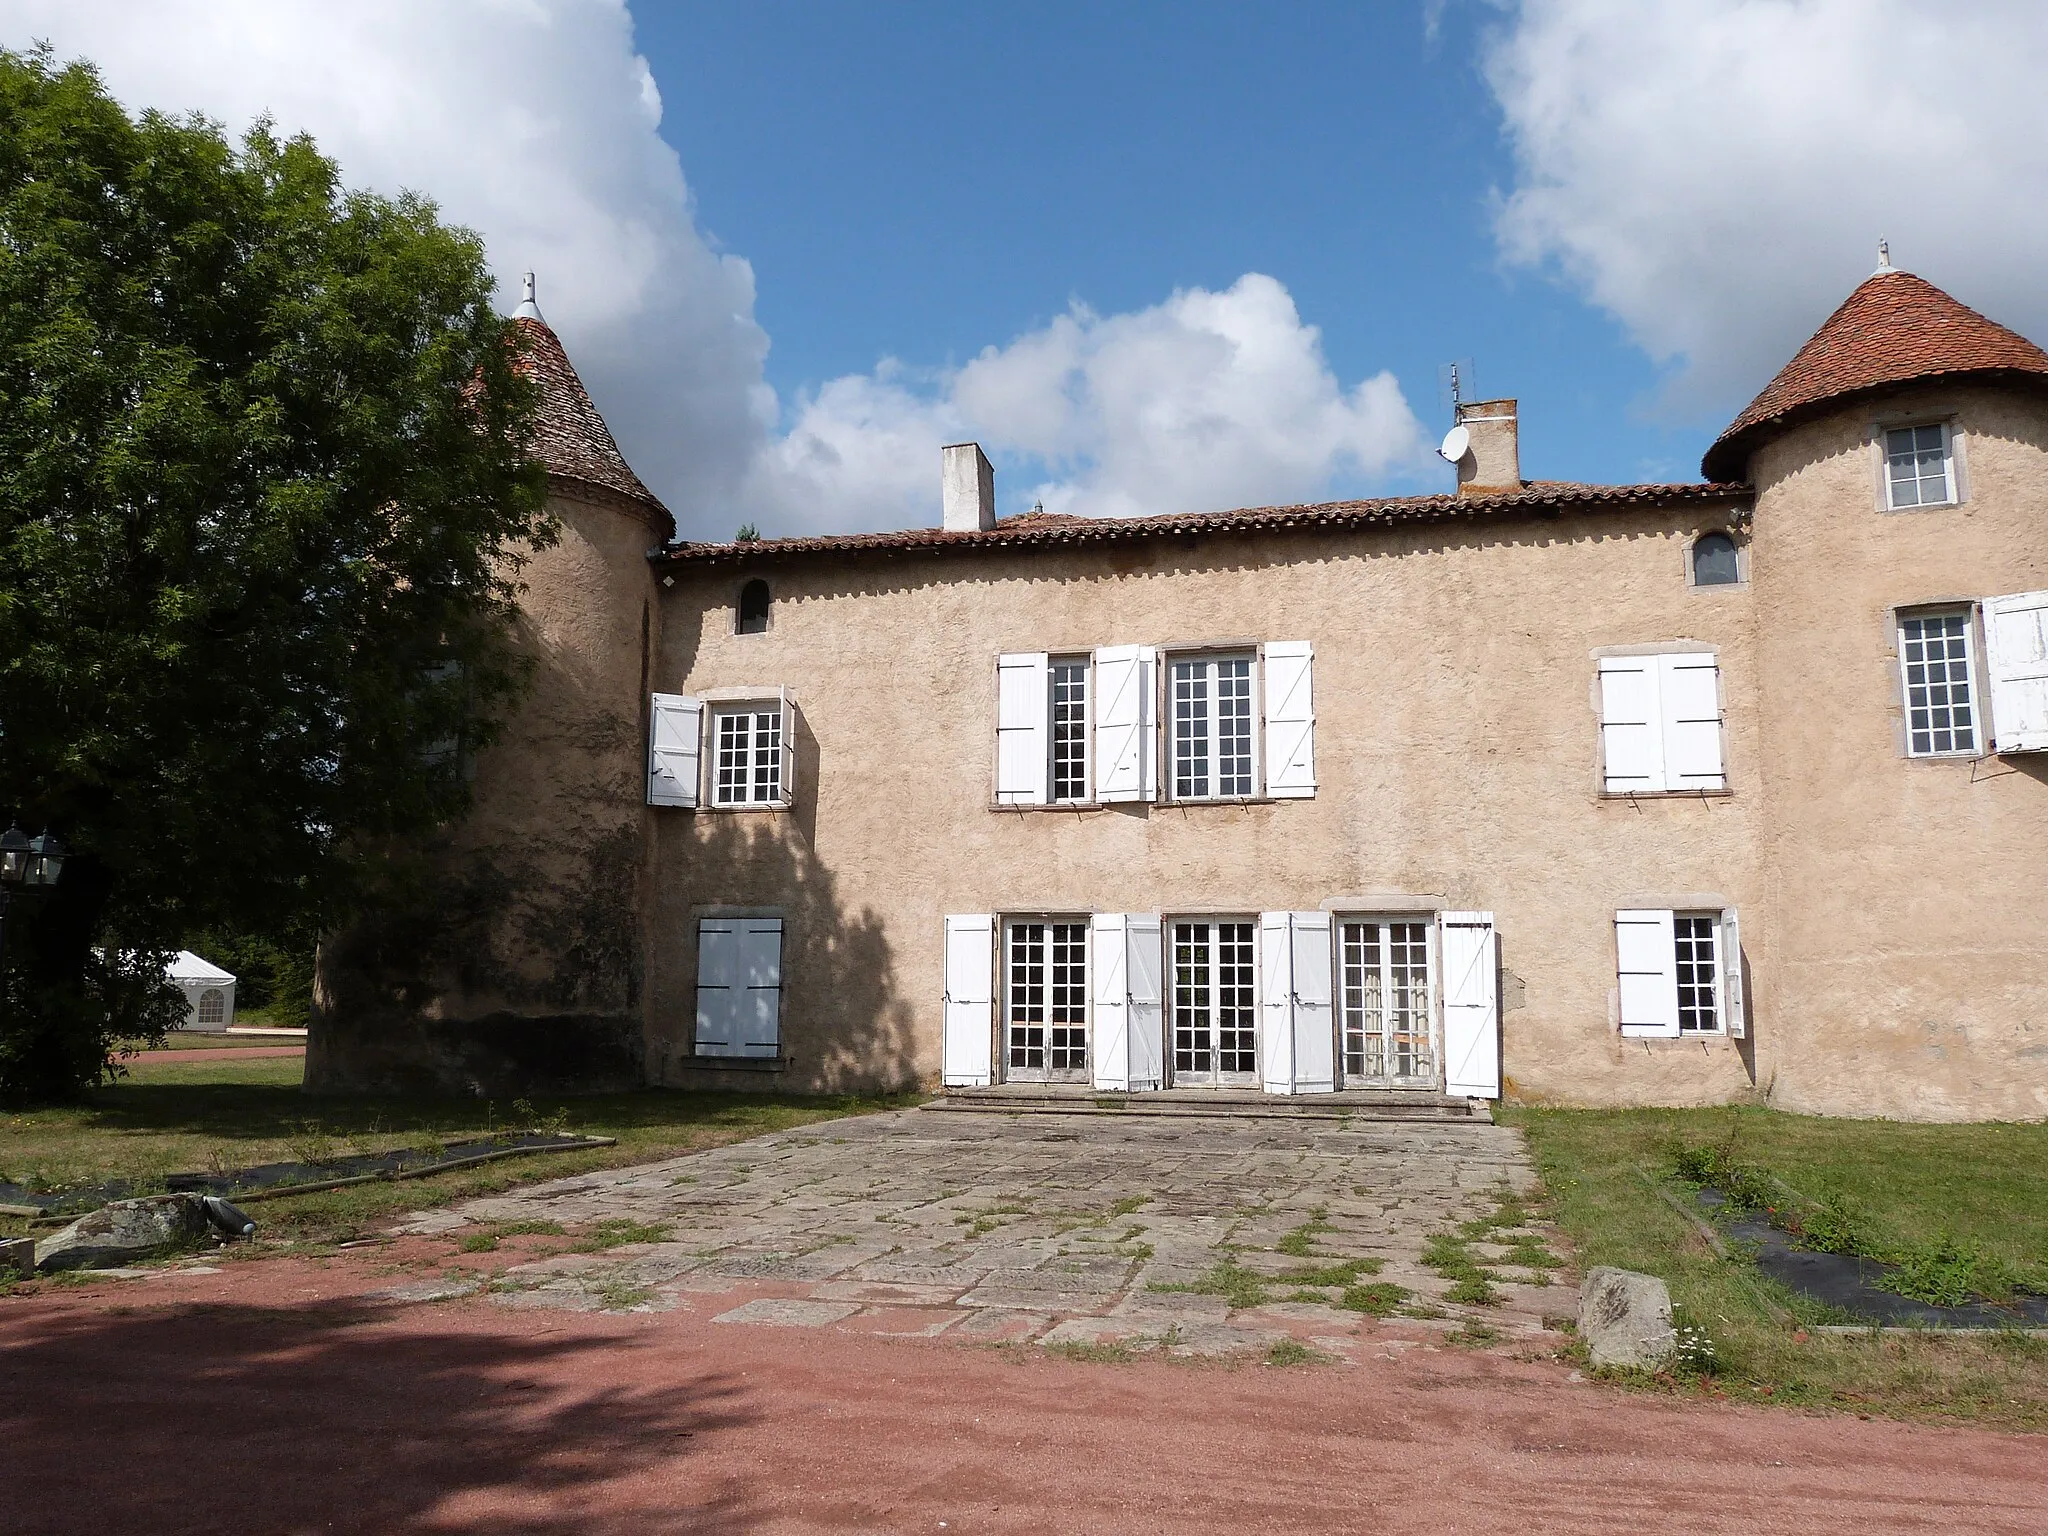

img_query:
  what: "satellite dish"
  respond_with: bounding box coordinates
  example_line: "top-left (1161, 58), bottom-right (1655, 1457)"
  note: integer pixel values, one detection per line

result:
top-left (1438, 425), bottom-right (1471, 463)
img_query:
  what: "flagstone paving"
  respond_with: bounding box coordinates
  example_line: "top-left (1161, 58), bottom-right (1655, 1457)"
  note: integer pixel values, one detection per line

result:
top-left (389, 1106), bottom-right (1569, 1355)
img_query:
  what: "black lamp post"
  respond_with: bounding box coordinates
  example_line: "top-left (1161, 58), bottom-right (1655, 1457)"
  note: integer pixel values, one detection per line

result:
top-left (0, 823), bottom-right (66, 981)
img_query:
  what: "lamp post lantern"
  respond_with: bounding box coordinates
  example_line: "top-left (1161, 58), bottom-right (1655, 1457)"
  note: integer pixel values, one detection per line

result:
top-left (0, 823), bottom-right (65, 984)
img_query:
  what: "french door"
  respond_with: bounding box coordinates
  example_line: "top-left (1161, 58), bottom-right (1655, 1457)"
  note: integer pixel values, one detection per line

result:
top-left (1170, 919), bottom-right (1258, 1086)
top-left (1338, 919), bottom-right (1437, 1086)
top-left (1004, 919), bottom-right (1090, 1082)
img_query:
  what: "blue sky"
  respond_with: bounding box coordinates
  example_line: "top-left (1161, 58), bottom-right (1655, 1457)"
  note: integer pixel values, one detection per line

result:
top-left (640, 1), bottom-right (1689, 492)
top-left (11, 1), bottom-right (2046, 537)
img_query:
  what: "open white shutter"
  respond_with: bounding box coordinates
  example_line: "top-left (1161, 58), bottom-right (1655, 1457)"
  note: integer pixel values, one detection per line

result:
top-left (1615, 909), bottom-right (1680, 1038)
top-left (942, 914), bottom-right (994, 1086)
top-left (1262, 642), bottom-right (1316, 798)
top-left (1289, 911), bottom-right (1336, 1093)
top-left (1660, 654), bottom-right (1726, 790)
top-left (995, 653), bottom-right (1050, 804)
top-left (1440, 911), bottom-right (1500, 1099)
top-left (1598, 658), bottom-right (1664, 792)
top-left (693, 918), bottom-right (740, 1055)
top-left (1124, 914), bottom-right (1165, 1090)
top-left (777, 691), bottom-right (797, 806)
top-left (1259, 912), bottom-right (1295, 1093)
top-left (1984, 589), bottom-right (2048, 753)
top-left (1091, 912), bottom-right (1130, 1090)
top-left (648, 693), bottom-right (703, 807)
top-left (1093, 645), bottom-right (1158, 802)
top-left (1719, 907), bottom-right (1745, 1040)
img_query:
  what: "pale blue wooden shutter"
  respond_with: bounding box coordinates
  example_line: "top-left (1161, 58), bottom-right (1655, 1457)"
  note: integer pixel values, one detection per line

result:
top-left (1289, 911), bottom-right (1335, 1093)
top-left (1124, 913), bottom-right (1164, 1090)
top-left (694, 918), bottom-right (739, 1055)
top-left (736, 917), bottom-right (783, 1057)
top-left (648, 693), bottom-right (703, 807)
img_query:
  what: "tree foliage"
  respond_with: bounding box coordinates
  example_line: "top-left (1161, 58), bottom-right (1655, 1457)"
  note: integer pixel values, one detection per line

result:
top-left (0, 49), bottom-right (551, 1097)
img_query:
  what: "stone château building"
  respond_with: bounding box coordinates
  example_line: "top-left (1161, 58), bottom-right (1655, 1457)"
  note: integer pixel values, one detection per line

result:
top-left (309, 261), bottom-right (2048, 1122)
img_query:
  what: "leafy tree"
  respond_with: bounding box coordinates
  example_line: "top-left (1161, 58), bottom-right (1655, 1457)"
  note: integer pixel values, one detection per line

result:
top-left (0, 49), bottom-right (551, 1098)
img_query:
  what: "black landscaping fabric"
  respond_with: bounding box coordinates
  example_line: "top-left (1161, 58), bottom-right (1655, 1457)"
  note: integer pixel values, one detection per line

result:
top-left (0, 1134), bottom-right (608, 1218)
top-left (1698, 1189), bottom-right (2048, 1328)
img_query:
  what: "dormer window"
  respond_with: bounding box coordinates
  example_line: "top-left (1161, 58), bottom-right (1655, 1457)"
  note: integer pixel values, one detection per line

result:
top-left (737, 579), bottom-right (770, 635)
top-left (1885, 424), bottom-right (1954, 509)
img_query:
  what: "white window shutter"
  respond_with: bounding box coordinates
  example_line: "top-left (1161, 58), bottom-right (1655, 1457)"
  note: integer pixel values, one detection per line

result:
top-left (942, 914), bottom-right (994, 1087)
top-left (1261, 641), bottom-right (1316, 798)
top-left (1440, 911), bottom-right (1500, 1099)
top-left (1093, 644), bottom-right (1158, 802)
top-left (1984, 589), bottom-right (2048, 753)
top-left (1719, 907), bottom-right (1745, 1040)
top-left (1259, 912), bottom-right (1295, 1094)
top-left (1615, 909), bottom-right (1680, 1037)
top-left (1090, 912), bottom-right (1130, 1090)
top-left (1660, 654), bottom-right (1726, 790)
top-left (1289, 911), bottom-right (1336, 1093)
top-left (777, 691), bottom-right (797, 806)
top-left (648, 693), bottom-right (703, 807)
top-left (1124, 913), bottom-right (1165, 1090)
top-left (694, 918), bottom-right (740, 1055)
top-left (995, 653), bottom-right (1050, 803)
top-left (1598, 658), bottom-right (1664, 793)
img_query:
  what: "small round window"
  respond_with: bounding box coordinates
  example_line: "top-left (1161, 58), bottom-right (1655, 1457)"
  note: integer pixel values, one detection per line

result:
top-left (737, 579), bottom-right (770, 634)
top-left (1692, 531), bottom-right (1740, 586)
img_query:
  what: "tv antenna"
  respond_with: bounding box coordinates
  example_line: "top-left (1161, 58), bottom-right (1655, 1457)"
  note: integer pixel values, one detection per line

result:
top-left (1437, 359), bottom-right (1475, 413)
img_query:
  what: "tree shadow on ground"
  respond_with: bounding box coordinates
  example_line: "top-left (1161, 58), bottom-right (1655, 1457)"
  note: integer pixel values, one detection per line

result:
top-left (0, 1297), bottom-right (764, 1535)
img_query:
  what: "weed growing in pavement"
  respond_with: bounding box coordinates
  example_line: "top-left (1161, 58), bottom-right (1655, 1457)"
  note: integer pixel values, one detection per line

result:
top-left (1274, 1209), bottom-right (1333, 1257)
top-left (1045, 1339), bottom-right (1137, 1364)
top-left (573, 1218), bottom-right (671, 1252)
top-left (493, 1220), bottom-right (566, 1238)
top-left (1277, 1257), bottom-right (1383, 1287)
top-left (1422, 1232), bottom-right (1501, 1305)
top-left (1339, 1282), bottom-right (1410, 1317)
top-left (459, 1232), bottom-right (498, 1254)
top-left (1445, 1322), bottom-right (1504, 1348)
top-left (1265, 1339), bottom-right (1324, 1366)
top-left (1109, 1196), bottom-right (1149, 1218)
top-left (1150, 1257), bottom-right (1269, 1310)
top-left (594, 1278), bottom-right (655, 1310)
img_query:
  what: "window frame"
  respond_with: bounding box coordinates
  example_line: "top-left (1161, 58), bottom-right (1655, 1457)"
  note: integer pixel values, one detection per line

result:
top-left (1167, 914), bottom-right (1260, 1085)
top-left (1000, 913), bottom-right (1092, 1082)
top-left (1335, 915), bottom-right (1439, 1087)
top-left (1895, 605), bottom-right (1984, 759)
top-left (1687, 529), bottom-right (1743, 588)
top-left (1671, 911), bottom-right (1723, 1035)
top-left (1880, 420), bottom-right (1959, 511)
top-left (1166, 649), bottom-right (1261, 803)
top-left (735, 578), bottom-right (771, 636)
top-left (707, 697), bottom-right (790, 808)
top-left (1047, 654), bottom-right (1092, 805)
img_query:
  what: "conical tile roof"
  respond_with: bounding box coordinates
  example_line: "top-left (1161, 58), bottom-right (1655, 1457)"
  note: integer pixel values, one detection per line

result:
top-left (512, 312), bottom-right (673, 541)
top-left (1702, 269), bottom-right (2048, 482)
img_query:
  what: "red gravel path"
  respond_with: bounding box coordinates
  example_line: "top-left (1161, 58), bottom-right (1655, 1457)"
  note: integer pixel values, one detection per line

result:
top-left (2, 1254), bottom-right (2042, 1534)
top-left (125, 1044), bottom-right (305, 1064)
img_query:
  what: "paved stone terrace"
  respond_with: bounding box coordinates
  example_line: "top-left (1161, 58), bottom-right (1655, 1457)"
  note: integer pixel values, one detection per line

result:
top-left (390, 1107), bottom-right (1569, 1357)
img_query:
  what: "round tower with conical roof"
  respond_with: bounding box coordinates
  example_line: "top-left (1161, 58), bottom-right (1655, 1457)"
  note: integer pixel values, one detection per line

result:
top-left (308, 277), bottom-right (671, 1095)
top-left (1710, 258), bottom-right (2048, 1119)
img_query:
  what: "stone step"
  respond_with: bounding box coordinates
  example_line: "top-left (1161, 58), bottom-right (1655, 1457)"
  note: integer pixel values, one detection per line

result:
top-left (921, 1087), bottom-right (1490, 1123)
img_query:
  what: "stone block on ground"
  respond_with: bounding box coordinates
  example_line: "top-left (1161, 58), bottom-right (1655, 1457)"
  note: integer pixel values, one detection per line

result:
top-left (1578, 1266), bottom-right (1675, 1368)
top-left (35, 1194), bottom-right (211, 1273)
top-left (1, 1236), bottom-right (34, 1276)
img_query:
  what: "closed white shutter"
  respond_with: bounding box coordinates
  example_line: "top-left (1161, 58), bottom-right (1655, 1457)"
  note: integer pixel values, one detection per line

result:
top-left (1615, 908), bottom-right (1680, 1038)
top-left (1984, 589), bottom-right (2048, 753)
top-left (694, 918), bottom-right (740, 1055)
top-left (1660, 654), bottom-right (1726, 790)
top-left (1289, 911), bottom-right (1336, 1093)
top-left (1093, 644), bottom-right (1158, 802)
top-left (1262, 641), bottom-right (1316, 798)
top-left (1719, 907), bottom-right (1745, 1040)
top-left (734, 917), bottom-right (783, 1056)
top-left (1259, 912), bottom-right (1295, 1094)
top-left (995, 653), bottom-right (1050, 804)
top-left (1124, 913), bottom-right (1165, 1090)
top-left (1090, 912), bottom-right (1131, 1090)
top-left (777, 691), bottom-right (797, 806)
top-left (1440, 911), bottom-right (1500, 1099)
top-left (1598, 658), bottom-right (1665, 793)
top-left (942, 914), bottom-right (994, 1087)
top-left (648, 693), bottom-right (703, 807)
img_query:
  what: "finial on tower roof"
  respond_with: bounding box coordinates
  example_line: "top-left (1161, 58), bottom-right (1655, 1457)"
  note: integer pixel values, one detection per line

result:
top-left (1874, 238), bottom-right (1893, 275)
top-left (513, 271), bottom-right (544, 322)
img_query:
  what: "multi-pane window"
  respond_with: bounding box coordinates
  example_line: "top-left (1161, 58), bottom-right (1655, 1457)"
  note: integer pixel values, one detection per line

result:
top-left (1006, 921), bottom-right (1088, 1077)
top-left (713, 706), bottom-right (783, 805)
top-left (1340, 920), bottom-right (1433, 1082)
top-left (1171, 920), bottom-right (1256, 1080)
top-left (1885, 424), bottom-right (1954, 509)
top-left (1049, 660), bottom-right (1089, 802)
top-left (1171, 655), bottom-right (1254, 799)
top-left (1673, 915), bottom-right (1720, 1033)
top-left (1899, 610), bottom-right (1979, 756)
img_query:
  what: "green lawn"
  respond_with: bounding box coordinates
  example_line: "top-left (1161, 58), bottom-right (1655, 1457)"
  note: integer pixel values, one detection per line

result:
top-left (2, 1052), bottom-right (911, 1245)
top-left (1505, 1105), bottom-right (2048, 1431)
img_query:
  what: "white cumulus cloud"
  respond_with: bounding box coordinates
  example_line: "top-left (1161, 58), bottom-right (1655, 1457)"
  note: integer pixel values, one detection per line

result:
top-left (1485, 0), bottom-right (2048, 414)
top-left (4, 2), bottom-right (1422, 536)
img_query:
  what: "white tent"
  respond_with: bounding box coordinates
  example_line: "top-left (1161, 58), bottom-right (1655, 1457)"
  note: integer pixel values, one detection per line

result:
top-left (166, 950), bottom-right (237, 1032)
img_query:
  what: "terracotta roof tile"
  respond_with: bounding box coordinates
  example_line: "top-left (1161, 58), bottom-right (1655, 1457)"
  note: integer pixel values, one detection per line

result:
top-left (1702, 270), bottom-right (2048, 481)
top-left (658, 481), bottom-right (1750, 567)
top-left (512, 315), bottom-right (673, 540)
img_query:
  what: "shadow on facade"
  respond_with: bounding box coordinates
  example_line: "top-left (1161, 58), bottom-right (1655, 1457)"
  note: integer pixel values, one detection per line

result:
top-left (0, 1298), bottom-right (763, 1534)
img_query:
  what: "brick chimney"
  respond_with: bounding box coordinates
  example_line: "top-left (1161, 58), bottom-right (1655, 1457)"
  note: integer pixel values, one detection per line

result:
top-left (1453, 399), bottom-right (1521, 495)
top-left (942, 442), bottom-right (996, 530)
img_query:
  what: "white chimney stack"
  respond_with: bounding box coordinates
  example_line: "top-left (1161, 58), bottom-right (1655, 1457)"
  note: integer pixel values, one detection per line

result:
top-left (1453, 398), bottom-right (1521, 495)
top-left (942, 442), bottom-right (996, 531)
